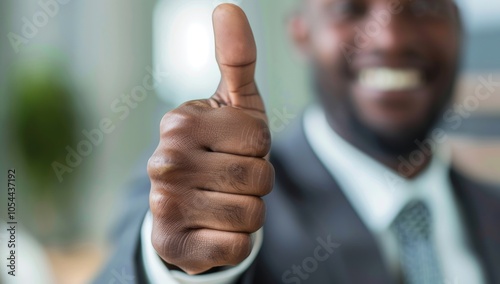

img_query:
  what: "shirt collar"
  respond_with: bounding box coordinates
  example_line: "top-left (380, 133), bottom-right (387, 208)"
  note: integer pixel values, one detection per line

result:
top-left (303, 104), bottom-right (452, 232)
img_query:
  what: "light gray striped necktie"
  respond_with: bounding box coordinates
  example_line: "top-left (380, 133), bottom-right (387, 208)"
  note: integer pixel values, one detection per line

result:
top-left (391, 200), bottom-right (443, 284)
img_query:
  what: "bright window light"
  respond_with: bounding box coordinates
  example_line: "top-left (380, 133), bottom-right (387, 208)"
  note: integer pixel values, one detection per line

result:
top-left (154, 0), bottom-right (242, 105)
top-left (185, 23), bottom-right (210, 71)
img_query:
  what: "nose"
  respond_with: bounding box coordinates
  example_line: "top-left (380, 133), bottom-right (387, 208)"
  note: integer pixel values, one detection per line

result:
top-left (367, 8), bottom-right (421, 57)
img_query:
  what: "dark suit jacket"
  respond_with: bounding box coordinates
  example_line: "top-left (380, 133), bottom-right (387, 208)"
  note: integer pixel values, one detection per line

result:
top-left (94, 116), bottom-right (500, 284)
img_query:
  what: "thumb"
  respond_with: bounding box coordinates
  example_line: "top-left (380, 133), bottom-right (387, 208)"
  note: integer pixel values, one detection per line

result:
top-left (211, 4), bottom-right (264, 114)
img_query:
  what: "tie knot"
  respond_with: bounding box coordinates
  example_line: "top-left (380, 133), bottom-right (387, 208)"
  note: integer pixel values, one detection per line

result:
top-left (392, 200), bottom-right (433, 241)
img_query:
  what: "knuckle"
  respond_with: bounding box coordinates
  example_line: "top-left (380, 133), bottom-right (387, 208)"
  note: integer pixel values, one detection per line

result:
top-left (149, 189), bottom-right (173, 213)
top-left (246, 197), bottom-right (266, 232)
top-left (149, 191), bottom-right (181, 222)
top-left (204, 234), bottom-right (251, 267)
top-left (160, 107), bottom-right (200, 136)
top-left (218, 197), bottom-right (265, 232)
top-left (227, 234), bottom-right (252, 265)
top-left (151, 225), bottom-right (185, 263)
top-left (256, 120), bottom-right (272, 151)
top-left (180, 99), bottom-right (208, 109)
top-left (150, 187), bottom-right (202, 227)
top-left (245, 118), bottom-right (271, 157)
top-left (252, 160), bottom-right (275, 196)
top-left (147, 148), bottom-right (188, 180)
top-left (149, 190), bottom-right (167, 213)
top-left (220, 107), bottom-right (270, 156)
top-left (181, 231), bottom-right (227, 272)
top-left (147, 154), bottom-right (163, 179)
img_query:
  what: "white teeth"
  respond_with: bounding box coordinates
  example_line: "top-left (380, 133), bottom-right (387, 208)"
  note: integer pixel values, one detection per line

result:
top-left (358, 68), bottom-right (422, 91)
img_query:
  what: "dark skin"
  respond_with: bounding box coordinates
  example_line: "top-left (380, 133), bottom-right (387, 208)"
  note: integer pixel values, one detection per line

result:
top-left (291, 0), bottom-right (462, 177)
top-left (148, 0), bottom-right (462, 274)
top-left (149, 5), bottom-right (271, 274)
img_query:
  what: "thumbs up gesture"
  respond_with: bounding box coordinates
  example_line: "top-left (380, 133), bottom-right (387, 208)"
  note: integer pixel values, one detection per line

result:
top-left (148, 4), bottom-right (274, 274)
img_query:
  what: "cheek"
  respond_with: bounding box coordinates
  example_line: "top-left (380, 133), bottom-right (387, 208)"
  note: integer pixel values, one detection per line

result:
top-left (310, 26), bottom-right (352, 70)
top-left (423, 23), bottom-right (460, 68)
top-left (421, 25), bottom-right (461, 103)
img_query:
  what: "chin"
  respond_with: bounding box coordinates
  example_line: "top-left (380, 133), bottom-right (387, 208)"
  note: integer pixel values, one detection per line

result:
top-left (363, 116), bottom-right (437, 156)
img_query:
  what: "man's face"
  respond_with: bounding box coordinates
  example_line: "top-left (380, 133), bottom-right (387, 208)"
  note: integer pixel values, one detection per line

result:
top-left (293, 0), bottom-right (462, 152)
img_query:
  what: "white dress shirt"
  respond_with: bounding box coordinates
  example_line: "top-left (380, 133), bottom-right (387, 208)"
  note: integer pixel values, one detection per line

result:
top-left (304, 105), bottom-right (485, 284)
top-left (141, 105), bottom-right (485, 284)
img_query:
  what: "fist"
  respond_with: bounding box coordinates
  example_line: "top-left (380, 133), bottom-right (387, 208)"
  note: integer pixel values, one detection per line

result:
top-left (147, 4), bottom-right (274, 275)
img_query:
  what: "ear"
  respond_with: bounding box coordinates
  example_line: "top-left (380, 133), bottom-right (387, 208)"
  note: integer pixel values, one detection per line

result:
top-left (287, 10), bottom-right (310, 60)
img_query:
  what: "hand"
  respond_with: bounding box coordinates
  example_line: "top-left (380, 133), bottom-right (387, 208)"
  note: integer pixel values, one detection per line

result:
top-left (147, 4), bottom-right (273, 275)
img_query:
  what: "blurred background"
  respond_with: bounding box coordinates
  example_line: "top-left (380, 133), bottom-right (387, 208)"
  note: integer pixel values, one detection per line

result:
top-left (0, 0), bottom-right (498, 283)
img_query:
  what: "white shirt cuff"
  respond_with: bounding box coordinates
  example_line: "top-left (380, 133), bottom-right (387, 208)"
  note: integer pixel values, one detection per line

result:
top-left (140, 211), bottom-right (263, 284)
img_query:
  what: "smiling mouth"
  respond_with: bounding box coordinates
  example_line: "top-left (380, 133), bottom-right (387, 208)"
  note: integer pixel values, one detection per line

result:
top-left (358, 68), bottom-right (423, 92)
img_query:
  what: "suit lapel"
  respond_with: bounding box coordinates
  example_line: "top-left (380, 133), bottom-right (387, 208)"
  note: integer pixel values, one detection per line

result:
top-left (270, 116), bottom-right (395, 284)
top-left (274, 115), bottom-right (500, 283)
top-left (269, 113), bottom-right (500, 284)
